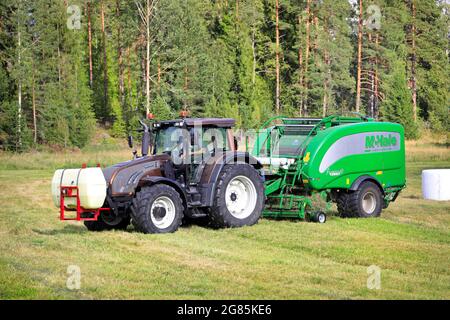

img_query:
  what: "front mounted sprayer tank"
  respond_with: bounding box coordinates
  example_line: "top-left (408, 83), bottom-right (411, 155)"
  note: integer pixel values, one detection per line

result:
top-left (250, 114), bottom-right (406, 222)
top-left (52, 115), bottom-right (265, 233)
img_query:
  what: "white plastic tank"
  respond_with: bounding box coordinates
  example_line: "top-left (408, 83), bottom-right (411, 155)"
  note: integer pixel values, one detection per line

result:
top-left (51, 168), bottom-right (107, 209)
top-left (422, 169), bottom-right (450, 201)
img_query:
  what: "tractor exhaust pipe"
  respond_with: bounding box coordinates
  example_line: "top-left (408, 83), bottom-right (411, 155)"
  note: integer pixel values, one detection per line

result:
top-left (139, 120), bottom-right (151, 157)
top-left (142, 131), bottom-right (150, 156)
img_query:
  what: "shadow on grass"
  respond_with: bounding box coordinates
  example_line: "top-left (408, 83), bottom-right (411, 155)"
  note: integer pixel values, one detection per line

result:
top-left (31, 222), bottom-right (211, 235)
top-left (32, 224), bottom-right (88, 235)
top-left (432, 142), bottom-right (449, 148)
top-left (403, 195), bottom-right (421, 200)
top-left (30, 212), bottom-right (343, 235)
top-left (263, 210), bottom-right (340, 221)
top-left (178, 210), bottom-right (343, 228)
top-left (180, 216), bottom-right (211, 229)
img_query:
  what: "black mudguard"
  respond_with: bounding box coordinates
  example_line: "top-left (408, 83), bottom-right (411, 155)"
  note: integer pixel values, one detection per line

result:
top-left (198, 151), bottom-right (263, 207)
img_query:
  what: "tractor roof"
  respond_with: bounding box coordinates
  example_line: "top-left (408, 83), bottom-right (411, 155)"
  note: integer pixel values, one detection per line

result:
top-left (157, 118), bottom-right (236, 128)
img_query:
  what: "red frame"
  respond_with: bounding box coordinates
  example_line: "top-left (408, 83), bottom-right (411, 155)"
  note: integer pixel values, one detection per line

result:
top-left (59, 185), bottom-right (109, 221)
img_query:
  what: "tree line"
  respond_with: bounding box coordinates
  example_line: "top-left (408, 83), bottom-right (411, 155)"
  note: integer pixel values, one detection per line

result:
top-left (0, 0), bottom-right (448, 151)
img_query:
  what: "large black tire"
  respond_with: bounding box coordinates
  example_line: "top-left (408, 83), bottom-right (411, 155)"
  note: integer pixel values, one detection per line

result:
top-left (209, 164), bottom-right (264, 228)
top-left (337, 181), bottom-right (383, 218)
top-left (84, 211), bottom-right (130, 231)
top-left (336, 192), bottom-right (352, 218)
top-left (130, 184), bottom-right (184, 234)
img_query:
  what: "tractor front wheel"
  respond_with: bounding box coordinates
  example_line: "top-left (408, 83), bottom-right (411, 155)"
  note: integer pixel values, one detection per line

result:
top-left (131, 184), bottom-right (184, 234)
top-left (84, 211), bottom-right (130, 231)
top-left (209, 164), bottom-right (264, 228)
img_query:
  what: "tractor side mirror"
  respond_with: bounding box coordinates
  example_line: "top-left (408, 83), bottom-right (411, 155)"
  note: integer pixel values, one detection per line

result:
top-left (127, 135), bottom-right (134, 149)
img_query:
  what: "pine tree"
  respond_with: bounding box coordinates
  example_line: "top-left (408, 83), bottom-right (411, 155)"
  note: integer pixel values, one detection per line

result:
top-left (1, 0), bottom-right (449, 151)
top-left (368, 0), bottom-right (418, 138)
top-left (414, 0), bottom-right (449, 131)
top-left (381, 58), bottom-right (418, 139)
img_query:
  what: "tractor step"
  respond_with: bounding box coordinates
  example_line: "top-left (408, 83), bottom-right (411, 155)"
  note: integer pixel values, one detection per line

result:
top-left (188, 201), bottom-right (203, 207)
top-left (189, 212), bottom-right (208, 218)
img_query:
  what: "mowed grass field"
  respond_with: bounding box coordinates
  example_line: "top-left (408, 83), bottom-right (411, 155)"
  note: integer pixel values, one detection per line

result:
top-left (0, 132), bottom-right (449, 299)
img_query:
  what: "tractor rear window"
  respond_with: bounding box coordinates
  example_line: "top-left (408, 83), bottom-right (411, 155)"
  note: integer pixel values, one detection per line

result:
top-left (192, 127), bottom-right (230, 154)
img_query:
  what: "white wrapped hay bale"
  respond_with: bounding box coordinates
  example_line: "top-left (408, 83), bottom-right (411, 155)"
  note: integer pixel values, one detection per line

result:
top-left (422, 169), bottom-right (450, 201)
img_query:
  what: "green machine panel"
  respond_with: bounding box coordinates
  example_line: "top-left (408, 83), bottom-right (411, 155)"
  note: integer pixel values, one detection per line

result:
top-left (302, 122), bottom-right (405, 190)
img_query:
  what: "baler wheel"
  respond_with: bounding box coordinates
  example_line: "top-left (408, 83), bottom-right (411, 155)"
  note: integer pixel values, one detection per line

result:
top-left (130, 184), bottom-right (184, 234)
top-left (338, 181), bottom-right (382, 218)
top-left (337, 192), bottom-right (354, 218)
top-left (311, 211), bottom-right (327, 223)
top-left (84, 211), bottom-right (130, 231)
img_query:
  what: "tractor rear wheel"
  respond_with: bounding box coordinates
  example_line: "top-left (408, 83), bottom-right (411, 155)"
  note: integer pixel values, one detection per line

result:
top-left (131, 184), bottom-right (184, 234)
top-left (209, 164), bottom-right (264, 228)
top-left (84, 211), bottom-right (130, 231)
top-left (337, 181), bottom-right (383, 218)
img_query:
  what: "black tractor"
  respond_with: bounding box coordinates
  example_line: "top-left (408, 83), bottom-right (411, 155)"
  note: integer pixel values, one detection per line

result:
top-left (84, 117), bottom-right (265, 233)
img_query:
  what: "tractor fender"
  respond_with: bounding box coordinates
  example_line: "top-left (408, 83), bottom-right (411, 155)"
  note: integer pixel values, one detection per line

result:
top-left (139, 176), bottom-right (188, 210)
top-left (199, 151), bottom-right (263, 207)
top-left (350, 175), bottom-right (384, 194)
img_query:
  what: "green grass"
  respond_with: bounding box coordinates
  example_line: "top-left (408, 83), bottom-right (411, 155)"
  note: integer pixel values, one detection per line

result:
top-left (0, 136), bottom-right (449, 299)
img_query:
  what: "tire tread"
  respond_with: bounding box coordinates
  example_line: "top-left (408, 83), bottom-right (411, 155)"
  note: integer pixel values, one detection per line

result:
top-left (337, 181), bottom-right (382, 218)
top-left (130, 184), bottom-right (183, 233)
top-left (209, 164), bottom-right (264, 228)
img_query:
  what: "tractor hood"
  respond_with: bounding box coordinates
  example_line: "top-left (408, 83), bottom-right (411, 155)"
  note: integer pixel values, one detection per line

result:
top-left (103, 154), bottom-right (170, 196)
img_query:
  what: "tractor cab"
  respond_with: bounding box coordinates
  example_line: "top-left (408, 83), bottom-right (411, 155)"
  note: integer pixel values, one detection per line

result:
top-left (149, 118), bottom-right (237, 181)
top-left (127, 117), bottom-right (238, 182)
top-left (150, 118), bottom-right (237, 165)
